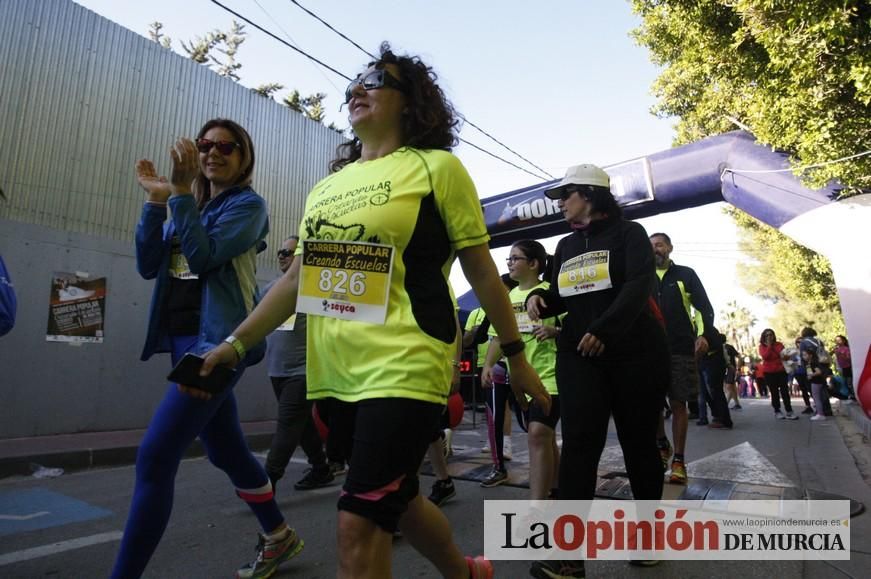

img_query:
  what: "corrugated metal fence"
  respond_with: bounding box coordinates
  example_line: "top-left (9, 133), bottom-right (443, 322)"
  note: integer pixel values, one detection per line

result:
top-left (0, 0), bottom-right (344, 259)
top-left (0, 0), bottom-right (345, 438)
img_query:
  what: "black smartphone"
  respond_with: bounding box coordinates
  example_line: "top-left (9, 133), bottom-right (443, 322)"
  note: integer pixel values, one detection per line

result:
top-left (166, 353), bottom-right (237, 394)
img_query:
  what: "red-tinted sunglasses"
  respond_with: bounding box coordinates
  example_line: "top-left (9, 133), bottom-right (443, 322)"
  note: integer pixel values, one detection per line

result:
top-left (195, 139), bottom-right (240, 155)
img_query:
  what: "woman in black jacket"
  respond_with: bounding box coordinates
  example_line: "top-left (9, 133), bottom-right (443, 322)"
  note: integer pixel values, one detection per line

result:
top-left (527, 164), bottom-right (670, 502)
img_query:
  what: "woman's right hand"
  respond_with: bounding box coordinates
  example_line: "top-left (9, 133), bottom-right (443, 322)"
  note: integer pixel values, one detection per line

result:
top-left (506, 355), bottom-right (551, 414)
top-left (135, 159), bottom-right (172, 203)
top-left (481, 364), bottom-right (495, 389)
top-left (527, 295), bottom-right (546, 322)
top-left (169, 138), bottom-right (200, 195)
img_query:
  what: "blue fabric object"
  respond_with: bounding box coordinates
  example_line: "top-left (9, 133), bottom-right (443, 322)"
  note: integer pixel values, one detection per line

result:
top-left (0, 255), bottom-right (16, 336)
top-left (135, 187), bottom-right (268, 363)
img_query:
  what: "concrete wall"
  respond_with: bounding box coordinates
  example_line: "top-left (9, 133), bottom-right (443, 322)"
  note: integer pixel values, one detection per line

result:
top-left (0, 219), bottom-right (278, 438)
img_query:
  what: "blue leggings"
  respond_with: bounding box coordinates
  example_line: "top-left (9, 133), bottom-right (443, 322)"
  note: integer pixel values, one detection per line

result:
top-left (111, 336), bottom-right (283, 579)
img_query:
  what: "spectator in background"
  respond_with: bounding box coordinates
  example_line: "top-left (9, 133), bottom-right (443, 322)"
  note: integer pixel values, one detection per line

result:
top-left (833, 335), bottom-right (856, 400)
top-left (790, 338), bottom-right (814, 414)
top-left (113, 118), bottom-right (300, 579)
top-left (759, 329), bottom-right (799, 420)
top-left (722, 336), bottom-right (742, 410)
top-left (799, 327), bottom-right (833, 415)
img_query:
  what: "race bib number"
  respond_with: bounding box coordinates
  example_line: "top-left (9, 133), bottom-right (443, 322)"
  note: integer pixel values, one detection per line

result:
top-left (276, 313), bottom-right (296, 331)
top-left (169, 238), bottom-right (198, 280)
top-left (297, 240), bottom-right (394, 324)
top-left (557, 250), bottom-right (612, 297)
top-left (515, 310), bottom-right (534, 333)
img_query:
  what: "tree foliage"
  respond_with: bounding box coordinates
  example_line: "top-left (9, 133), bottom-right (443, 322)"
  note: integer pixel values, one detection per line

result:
top-left (149, 21), bottom-right (340, 131)
top-left (719, 299), bottom-right (757, 357)
top-left (631, 0), bottom-right (868, 336)
top-left (631, 0), bottom-right (871, 191)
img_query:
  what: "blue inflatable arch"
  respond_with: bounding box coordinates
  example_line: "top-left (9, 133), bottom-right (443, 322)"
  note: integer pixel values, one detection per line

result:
top-left (476, 130), bottom-right (871, 416)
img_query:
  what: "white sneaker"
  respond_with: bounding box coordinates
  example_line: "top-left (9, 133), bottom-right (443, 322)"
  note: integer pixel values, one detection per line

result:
top-left (775, 411), bottom-right (785, 420)
top-left (503, 437), bottom-right (513, 461)
top-left (785, 411), bottom-right (799, 420)
top-left (810, 415), bottom-right (827, 421)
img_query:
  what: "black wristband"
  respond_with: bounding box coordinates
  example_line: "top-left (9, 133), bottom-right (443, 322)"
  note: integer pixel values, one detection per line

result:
top-left (501, 339), bottom-right (525, 358)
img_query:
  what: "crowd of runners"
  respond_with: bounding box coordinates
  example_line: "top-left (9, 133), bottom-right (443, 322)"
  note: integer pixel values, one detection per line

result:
top-left (114, 42), bottom-right (855, 579)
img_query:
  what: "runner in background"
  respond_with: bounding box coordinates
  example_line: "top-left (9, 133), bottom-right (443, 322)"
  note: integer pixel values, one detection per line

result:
top-left (483, 240), bottom-right (561, 500)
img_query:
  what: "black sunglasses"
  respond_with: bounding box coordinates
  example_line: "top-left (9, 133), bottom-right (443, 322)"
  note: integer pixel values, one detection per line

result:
top-left (277, 249), bottom-right (293, 259)
top-left (196, 139), bottom-right (240, 155)
top-left (559, 186), bottom-right (582, 201)
top-left (344, 69), bottom-right (408, 104)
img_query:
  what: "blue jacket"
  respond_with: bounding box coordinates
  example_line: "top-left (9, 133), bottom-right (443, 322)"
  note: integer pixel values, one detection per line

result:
top-left (0, 254), bottom-right (16, 336)
top-left (135, 186), bottom-right (268, 363)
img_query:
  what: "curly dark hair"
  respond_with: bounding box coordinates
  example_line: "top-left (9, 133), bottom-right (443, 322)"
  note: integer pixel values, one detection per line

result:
top-left (330, 42), bottom-right (459, 172)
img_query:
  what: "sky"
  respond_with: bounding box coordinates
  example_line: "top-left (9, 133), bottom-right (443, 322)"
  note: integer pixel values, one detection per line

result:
top-left (73, 0), bottom-right (772, 328)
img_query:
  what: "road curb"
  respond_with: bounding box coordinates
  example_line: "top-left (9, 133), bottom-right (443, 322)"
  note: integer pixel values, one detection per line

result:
top-left (0, 430), bottom-right (275, 479)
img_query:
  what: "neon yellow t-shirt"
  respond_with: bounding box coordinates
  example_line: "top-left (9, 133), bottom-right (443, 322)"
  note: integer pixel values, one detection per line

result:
top-left (297, 147), bottom-right (489, 404)
top-left (488, 281), bottom-right (559, 395)
top-left (464, 307), bottom-right (489, 369)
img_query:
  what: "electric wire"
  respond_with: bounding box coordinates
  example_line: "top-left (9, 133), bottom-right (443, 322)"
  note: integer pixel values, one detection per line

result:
top-left (208, 0), bottom-right (552, 182)
top-left (288, 0), bottom-right (377, 60)
top-left (285, 0), bottom-right (554, 180)
top-left (251, 0), bottom-right (344, 94)
top-left (210, 0), bottom-right (352, 81)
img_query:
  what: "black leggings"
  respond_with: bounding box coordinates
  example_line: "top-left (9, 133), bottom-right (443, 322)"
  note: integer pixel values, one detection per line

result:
top-left (765, 370), bottom-right (792, 413)
top-left (557, 351), bottom-right (668, 501)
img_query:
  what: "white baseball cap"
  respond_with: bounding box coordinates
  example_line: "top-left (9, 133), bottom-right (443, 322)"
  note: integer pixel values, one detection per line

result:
top-left (544, 163), bottom-right (611, 199)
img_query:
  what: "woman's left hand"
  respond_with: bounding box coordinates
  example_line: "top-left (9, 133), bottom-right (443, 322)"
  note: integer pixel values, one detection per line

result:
top-left (169, 138), bottom-right (199, 194)
top-left (577, 333), bottom-right (605, 356)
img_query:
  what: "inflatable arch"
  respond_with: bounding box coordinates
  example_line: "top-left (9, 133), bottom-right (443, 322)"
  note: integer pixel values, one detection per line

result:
top-left (474, 130), bottom-right (871, 417)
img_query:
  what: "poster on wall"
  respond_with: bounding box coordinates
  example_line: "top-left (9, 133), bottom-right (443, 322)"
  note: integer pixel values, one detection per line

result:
top-left (46, 271), bottom-right (107, 343)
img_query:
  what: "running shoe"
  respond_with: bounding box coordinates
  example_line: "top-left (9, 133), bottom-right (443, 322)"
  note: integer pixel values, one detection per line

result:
top-left (774, 410), bottom-right (785, 420)
top-left (810, 415), bottom-right (827, 421)
top-left (428, 478), bottom-right (456, 507)
top-left (329, 461), bottom-right (347, 476)
top-left (466, 555), bottom-right (494, 579)
top-left (293, 466), bottom-right (334, 490)
top-left (530, 559), bottom-right (585, 578)
top-left (785, 411), bottom-right (799, 420)
top-left (480, 466), bottom-right (508, 488)
top-left (801, 407), bottom-right (814, 415)
top-left (236, 527), bottom-right (304, 579)
top-left (669, 459), bottom-right (687, 485)
top-left (730, 403), bottom-right (743, 410)
top-left (658, 439), bottom-right (673, 472)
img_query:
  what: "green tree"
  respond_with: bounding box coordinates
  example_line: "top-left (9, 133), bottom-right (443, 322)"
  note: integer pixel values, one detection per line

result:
top-left (631, 0), bottom-right (869, 336)
top-left (147, 21), bottom-right (171, 49)
top-left (719, 300), bottom-right (757, 357)
top-left (631, 0), bottom-right (871, 190)
top-left (148, 21), bottom-right (341, 133)
top-left (252, 83), bottom-right (285, 99)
